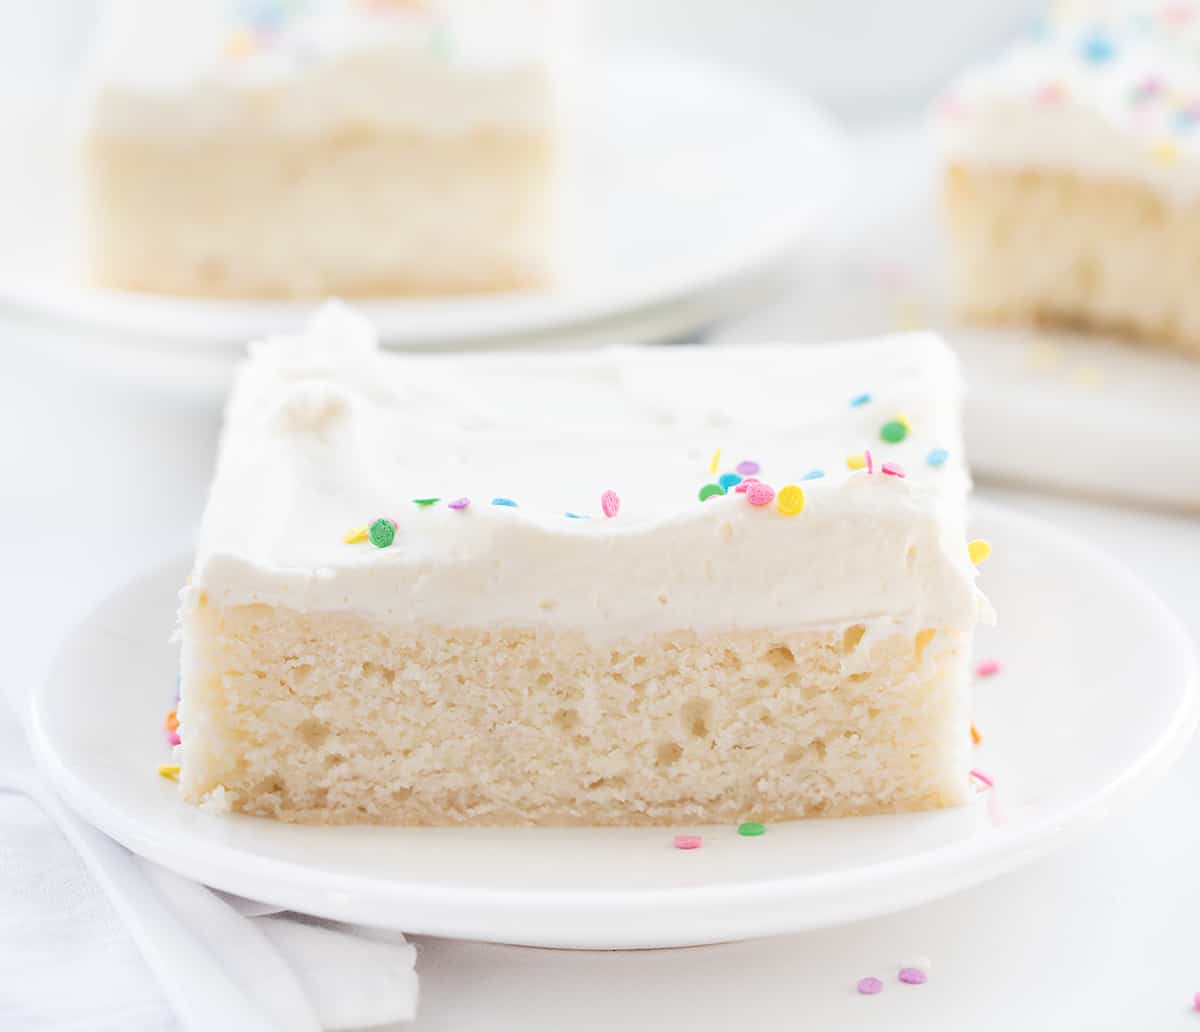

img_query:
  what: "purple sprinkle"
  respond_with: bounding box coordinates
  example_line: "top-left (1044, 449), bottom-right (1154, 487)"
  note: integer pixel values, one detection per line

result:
top-left (736, 460), bottom-right (760, 476)
top-left (898, 967), bottom-right (928, 985)
top-left (857, 977), bottom-right (883, 995)
top-left (448, 497), bottom-right (470, 510)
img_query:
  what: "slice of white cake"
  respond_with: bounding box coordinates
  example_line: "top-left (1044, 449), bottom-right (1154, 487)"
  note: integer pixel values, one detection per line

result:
top-left (938, 2), bottom-right (1200, 355)
top-left (176, 303), bottom-right (993, 825)
top-left (80, 0), bottom-right (562, 298)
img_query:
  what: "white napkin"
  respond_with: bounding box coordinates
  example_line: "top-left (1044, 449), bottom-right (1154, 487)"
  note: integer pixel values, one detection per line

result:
top-left (0, 716), bottom-right (418, 1031)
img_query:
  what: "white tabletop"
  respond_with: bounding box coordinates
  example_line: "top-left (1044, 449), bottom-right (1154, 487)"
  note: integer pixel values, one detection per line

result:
top-left (2, 316), bottom-right (1199, 1031)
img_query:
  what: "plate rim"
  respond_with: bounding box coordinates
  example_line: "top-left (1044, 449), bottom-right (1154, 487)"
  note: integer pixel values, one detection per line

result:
top-left (0, 51), bottom-right (846, 348)
top-left (28, 499), bottom-right (1199, 946)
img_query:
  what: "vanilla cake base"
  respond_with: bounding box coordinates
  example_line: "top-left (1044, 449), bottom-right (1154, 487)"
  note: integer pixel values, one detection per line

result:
top-left (85, 127), bottom-right (553, 298)
top-left (944, 164), bottom-right (1200, 357)
top-left (175, 304), bottom-right (990, 826)
top-left (180, 604), bottom-right (969, 825)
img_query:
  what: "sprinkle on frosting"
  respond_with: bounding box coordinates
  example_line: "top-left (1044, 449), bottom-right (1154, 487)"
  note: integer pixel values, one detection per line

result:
top-left (158, 764), bottom-right (181, 780)
top-left (736, 460), bottom-right (760, 476)
top-left (881, 420), bottom-right (908, 444)
top-left (846, 453), bottom-right (867, 471)
top-left (881, 462), bottom-right (906, 478)
top-left (673, 834), bottom-right (703, 850)
top-left (368, 518), bottom-right (396, 548)
top-left (746, 482), bottom-right (775, 507)
top-left (850, 393), bottom-right (872, 407)
top-left (343, 525), bottom-right (368, 544)
top-left (968, 539), bottom-right (992, 565)
top-left (898, 967), bottom-right (929, 986)
top-left (719, 473), bottom-right (743, 490)
top-left (970, 722), bottom-right (982, 745)
top-left (776, 484), bottom-right (805, 516)
top-left (601, 490), bottom-right (620, 518)
top-left (864, 449), bottom-right (874, 475)
top-left (698, 483), bottom-right (726, 502)
top-left (976, 658), bottom-right (1003, 677)
top-left (737, 821), bottom-right (766, 836)
top-left (801, 469), bottom-right (825, 480)
top-left (448, 497), bottom-right (470, 510)
top-left (412, 497), bottom-right (440, 507)
top-left (491, 497), bottom-right (518, 507)
top-left (565, 512), bottom-right (589, 519)
top-left (969, 767), bottom-right (995, 789)
top-left (927, 448), bottom-right (949, 467)
top-left (857, 977), bottom-right (884, 995)
top-left (709, 448), bottom-right (721, 474)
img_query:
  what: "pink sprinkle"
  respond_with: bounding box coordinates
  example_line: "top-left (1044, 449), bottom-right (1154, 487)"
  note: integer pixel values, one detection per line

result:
top-left (857, 977), bottom-right (883, 995)
top-left (736, 460), bottom-right (760, 476)
top-left (864, 449), bottom-right (874, 475)
top-left (975, 658), bottom-right (1002, 677)
top-left (1036, 82), bottom-right (1066, 105)
top-left (746, 482), bottom-right (775, 507)
top-left (898, 968), bottom-right (928, 986)
top-left (673, 834), bottom-right (703, 850)
top-left (881, 462), bottom-right (906, 478)
top-left (601, 489), bottom-right (620, 518)
top-left (734, 477), bottom-right (759, 494)
top-left (970, 768), bottom-right (995, 789)
top-left (167, 731), bottom-right (181, 746)
top-left (1193, 991), bottom-right (1200, 1011)
top-left (448, 497), bottom-right (470, 510)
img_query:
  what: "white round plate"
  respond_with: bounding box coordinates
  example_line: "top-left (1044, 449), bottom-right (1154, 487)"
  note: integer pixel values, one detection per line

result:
top-left (0, 53), bottom-right (843, 348)
top-left (29, 501), bottom-right (1197, 949)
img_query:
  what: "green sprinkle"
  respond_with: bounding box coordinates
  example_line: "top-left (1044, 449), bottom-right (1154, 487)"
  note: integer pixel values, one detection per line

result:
top-left (412, 498), bottom-right (440, 507)
top-left (880, 420), bottom-right (908, 443)
top-left (368, 518), bottom-right (396, 548)
top-left (737, 821), bottom-right (766, 837)
top-left (698, 483), bottom-right (726, 502)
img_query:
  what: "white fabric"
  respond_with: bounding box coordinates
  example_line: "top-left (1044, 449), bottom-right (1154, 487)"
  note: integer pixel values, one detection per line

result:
top-left (0, 713), bottom-right (418, 1031)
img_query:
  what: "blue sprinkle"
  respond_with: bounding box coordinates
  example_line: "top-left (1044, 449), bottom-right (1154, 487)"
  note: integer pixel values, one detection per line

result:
top-left (718, 472), bottom-right (743, 490)
top-left (927, 448), bottom-right (950, 468)
top-left (1080, 33), bottom-right (1115, 64)
top-left (801, 469), bottom-right (825, 481)
top-left (850, 392), bottom-right (871, 407)
top-left (1174, 110), bottom-right (1200, 132)
top-left (564, 512), bottom-right (589, 519)
top-left (491, 497), bottom-right (518, 507)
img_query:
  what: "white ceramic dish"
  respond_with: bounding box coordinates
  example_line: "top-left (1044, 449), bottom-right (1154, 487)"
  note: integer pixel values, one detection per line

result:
top-left (29, 502), bottom-right (1197, 949)
top-left (0, 53), bottom-right (843, 349)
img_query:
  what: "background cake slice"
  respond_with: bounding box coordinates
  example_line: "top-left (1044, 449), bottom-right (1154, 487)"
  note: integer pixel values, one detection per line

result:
top-left (938, 2), bottom-right (1200, 355)
top-left (176, 304), bottom-right (992, 825)
top-left (80, 0), bottom-right (563, 298)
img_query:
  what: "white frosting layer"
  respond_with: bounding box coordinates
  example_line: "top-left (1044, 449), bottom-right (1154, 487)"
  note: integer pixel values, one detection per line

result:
top-left (938, 1), bottom-right (1200, 203)
top-left (84, 0), bottom-right (560, 137)
top-left (184, 304), bottom-right (990, 644)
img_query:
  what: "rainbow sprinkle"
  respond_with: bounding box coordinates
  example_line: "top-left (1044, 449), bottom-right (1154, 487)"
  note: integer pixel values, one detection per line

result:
top-left (969, 768), bottom-right (995, 789)
top-left (880, 420), bottom-right (908, 444)
top-left (718, 472), bottom-right (743, 490)
top-left (970, 723), bottom-right (982, 745)
top-left (158, 765), bottom-right (180, 781)
top-left (343, 525), bottom-right (369, 544)
top-left (601, 490), bottom-right (620, 518)
top-left (735, 460), bottom-right (760, 476)
top-left (368, 518), bottom-right (396, 548)
top-left (926, 448), bottom-right (949, 467)
top-left (448, 497), bottom-right (470, 510)
top-left (709, 448), bottom-right (721, 474)
top-left (850, 393), bottom-right (872, 407)
top-left (801, 469), bottom-right (825, 480)
top-left (565, 512), bottom-right (589, 519)
top-left (698, 483), bottom-right (725, 502)
top-left (846, 454), bottom-right (867, 471)
top-left (776, 484), bottom-right (805, 516)
top-left (673, 834), bottom-right (703, 850)
top-left (864, 449), bottom-right (874, 475)
top-left (968, 539), bottom-right (992, 565)
top-left (746, 482), bottom-right (775, 507)
top-left (976, 658), bottom-right (1003, 677)
top-left (412, 497), bottom-right (439, 507)
top-left (857, 977), bottom-right (884, 995)
top-left (881, 462), bottom-right (905, 478)
top-left (491, 497), bottom-right (518, 508)
top-left (898, 968), bottom-right (928, 986)
top-left (737, 821), bottom-right (766, 837)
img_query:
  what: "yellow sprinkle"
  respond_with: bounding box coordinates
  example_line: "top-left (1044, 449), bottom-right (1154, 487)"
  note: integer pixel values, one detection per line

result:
top-left (968, 539), bottom-right (992, 565)
top-left (897, 413), bottom-right (912, 433)
top-left (158, 765), bottom-right (180, 781)
top-left (224, 28), bottom-right (255, 58)
top-left (343, 525), bottom-right (369, 544)
top-left (776, 484), bottom-right (805, 516)
top-left (1150, 140), bottom-right (1179, 166)
top-left (709, 448), bottom-right (721, 474)
top-left (846, 453), bottom-right (867, 471)
top-left (970, 722), bottom-right (982, 745)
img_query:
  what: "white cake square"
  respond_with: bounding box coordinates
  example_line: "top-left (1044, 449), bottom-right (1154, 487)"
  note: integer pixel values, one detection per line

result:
top-left (176, 304), bottom-right (992, 825)
top-left (80, 0), bottom-right (562, 298)
top-left (938, 2), bottom-right (1200, 354)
